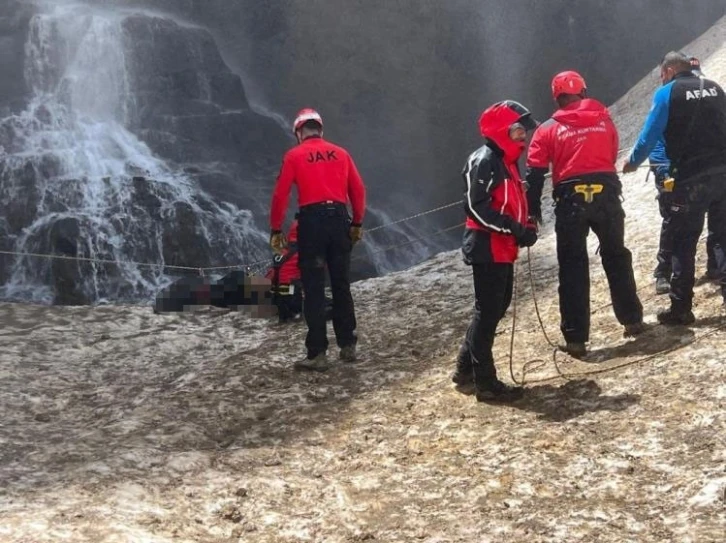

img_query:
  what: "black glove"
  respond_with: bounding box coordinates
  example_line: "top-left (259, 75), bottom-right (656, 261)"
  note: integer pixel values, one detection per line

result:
top-left (517, 226), bottom-right (538, 248)
top-left (509, 220), bottom-right (538, 248)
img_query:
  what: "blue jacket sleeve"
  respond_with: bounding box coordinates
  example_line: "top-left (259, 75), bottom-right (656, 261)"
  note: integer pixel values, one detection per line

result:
top-left (648, 138), bottom-right (670, 177)
top-left (629, 83), bottom-right (672, 166)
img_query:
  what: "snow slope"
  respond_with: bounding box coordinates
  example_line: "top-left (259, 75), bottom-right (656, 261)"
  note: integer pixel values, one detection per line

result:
top-left (1, 16), bottom-right (725, 543)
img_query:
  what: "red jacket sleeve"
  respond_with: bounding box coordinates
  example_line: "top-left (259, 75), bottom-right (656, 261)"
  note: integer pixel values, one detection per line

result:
top-left (610, 119), bottom-right (619, 166)
top-left (526, 125), bottom-right (551, 169)
top-left (347, 154), bottom-right (366, 225)
top-left (270, 153), bottom-right (296, 231)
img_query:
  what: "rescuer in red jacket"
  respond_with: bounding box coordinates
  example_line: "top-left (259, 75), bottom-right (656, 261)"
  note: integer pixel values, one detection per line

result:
top-left (269, 108), bottom-right (367, 371)
top-left (453, 100), bottom-right (538, 403)
top-left (525, 71), bottom-right (645, 358)
top-left (265, 219), bottom-right (303, 323)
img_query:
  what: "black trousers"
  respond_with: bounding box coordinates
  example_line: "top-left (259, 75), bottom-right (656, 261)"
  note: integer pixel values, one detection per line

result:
top-left (668, 175), bottom-right (726, 313)
top-left (706, 217), bottom-right (725, 274)
top-left (457, 263), bottom-right (513, 384)
top-left (655, 173), bottom-right (675, 279)
top-left (655, 172), bottom-right (724, 279)
top-left (554, 183), bottom-right (643, 343)
top-left (297, 202), bottom-right (357, 359)
top-left (275, 280), bottom-right (303, 322)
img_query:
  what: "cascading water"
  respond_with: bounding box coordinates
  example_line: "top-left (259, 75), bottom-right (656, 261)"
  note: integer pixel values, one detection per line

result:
top-left (0, 0), bottom-right (440, 305)
top-left (0, 1), bottom-right (274, 304)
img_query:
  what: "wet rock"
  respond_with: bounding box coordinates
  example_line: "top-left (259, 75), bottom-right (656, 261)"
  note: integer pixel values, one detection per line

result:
top-left (120, 12), bottom-right (289, 203)
top-left (161, 202), bottom-right (211, 269)
top-left (45, 217), bottom-right (93, 306)
top-left (0, 9), bottom-right (287, 303)
top-left (0, 217), bottom-right (14, 285)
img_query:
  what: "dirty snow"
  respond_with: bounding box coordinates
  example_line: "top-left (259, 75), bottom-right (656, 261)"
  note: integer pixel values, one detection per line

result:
top-left (2, 15), bottom-right (726, 543)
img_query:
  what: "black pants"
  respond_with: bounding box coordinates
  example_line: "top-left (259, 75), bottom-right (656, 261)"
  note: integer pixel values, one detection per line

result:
top-left (668, 175), bottom-right (726, 313)
top-left (554, 183), bottom-right (643, 343)
top-left (655, 174), bottom-right (675, 279)
top-left (706, 217), bottom-right (725, 274)
top-left (457, 263), bottom-right (513, 385)
top-left (275, 280), bottom-right (303, 322)
top-left (297, 202), bottom-right (357, 358)
top-left (655, 172), bottom-right (724, 279)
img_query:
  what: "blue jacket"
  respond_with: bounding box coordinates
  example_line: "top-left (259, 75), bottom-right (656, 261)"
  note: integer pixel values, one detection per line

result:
top-left (630, 71), bottom-right (726, 182)
top-left (648, 138), bottom-right (670, 178)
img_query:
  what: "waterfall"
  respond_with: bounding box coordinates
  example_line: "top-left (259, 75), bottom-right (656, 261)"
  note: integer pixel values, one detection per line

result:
top-left (0, 1), bottom-right (270, 304)
top-left (0, 0), bottom-right (442, 305)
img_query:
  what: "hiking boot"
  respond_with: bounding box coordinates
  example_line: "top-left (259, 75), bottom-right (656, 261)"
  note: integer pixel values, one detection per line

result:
top-left (706, 268), bottom-right (721, 281)
top-left (657, 309), bottom-right (696, 326)
top-left (339, 345), bottom-right (357, 363)
top-left (451, 366), bottom-right (474, 387)
top-left (558, 342), bottom-right (587, 358)
top-left (655, 277), bottom-right (670, 295)
top-left (475, 379), bottom-right (524, 403)
top-left (623, 321), bottom-right (647, 338)
top-left (294, 353), bottom-right (330, 372)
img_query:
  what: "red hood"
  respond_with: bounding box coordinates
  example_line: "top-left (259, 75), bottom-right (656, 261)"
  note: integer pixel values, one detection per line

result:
top-left (479, 103), bottom-right (527, 163)
top-left (552, 98), bottom-right (612, 128)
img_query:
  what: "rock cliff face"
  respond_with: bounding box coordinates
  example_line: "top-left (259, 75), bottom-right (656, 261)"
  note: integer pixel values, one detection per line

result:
top-left (0, 1), bottom-right (289, 304)
top-left (98, 0), bottom-right (726, 242)
top-left (215, 0), bottom-right (726, 214)
top-left (119, 14), bottom-right (290, 207)
top-left (0, 0), bottom-right (724, 303)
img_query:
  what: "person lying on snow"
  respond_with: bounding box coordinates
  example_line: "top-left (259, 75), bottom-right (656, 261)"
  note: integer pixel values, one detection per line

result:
top-left (154, 273), bottom-right (275, 316)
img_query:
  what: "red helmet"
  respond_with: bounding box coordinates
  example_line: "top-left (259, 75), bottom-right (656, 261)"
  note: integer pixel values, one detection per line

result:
top-left (551, 71), bottom-right (587, 100)
top-left (292, 108), bottom-right (323, 133)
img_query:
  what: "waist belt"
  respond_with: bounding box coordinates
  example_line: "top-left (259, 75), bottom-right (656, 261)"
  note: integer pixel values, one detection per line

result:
top-left (272, 283), bottom-right (297, 295)
top-left (554, 179), bottom-right (608, 203)
top-left (299, 200), bottom-right (347, 214)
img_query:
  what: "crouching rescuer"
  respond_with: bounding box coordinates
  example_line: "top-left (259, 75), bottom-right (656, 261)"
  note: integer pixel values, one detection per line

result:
top-left (265, 219), bottom-right (303, 323)
top-left (269, 108), bottom-right (367, 371)
top-left (452, 101), bottom-right (538, 403)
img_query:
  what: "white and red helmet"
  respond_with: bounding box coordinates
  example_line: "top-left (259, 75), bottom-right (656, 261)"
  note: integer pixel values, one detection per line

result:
top-left (292, 108), bottom-right (323, 133)
top-left (551, 70), bottom-right (587, 100)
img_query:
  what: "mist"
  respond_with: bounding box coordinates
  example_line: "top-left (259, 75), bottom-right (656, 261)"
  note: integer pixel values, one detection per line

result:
top-left (172, 0), bottom-right (726, 222)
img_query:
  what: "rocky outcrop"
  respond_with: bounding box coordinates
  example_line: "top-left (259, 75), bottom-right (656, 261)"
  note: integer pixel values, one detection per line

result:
top-left (47, 217), bottom-right (94, 306)
top-left (120, 14), bottom-right (290, 217)
top-left (0, 6), bottom-right (288, 304)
